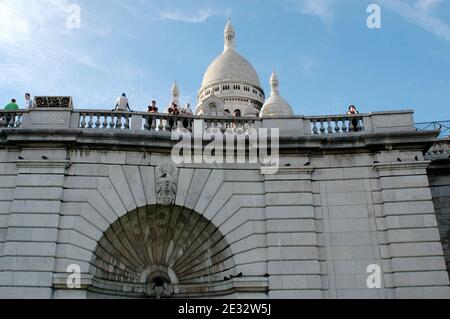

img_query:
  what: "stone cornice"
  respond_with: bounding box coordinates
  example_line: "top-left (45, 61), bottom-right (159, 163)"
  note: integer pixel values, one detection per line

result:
top-left (261, 166), bottom-right (315, 176)
top-left (373, 161), bottom-right (431, 172)
top-left (0, 127), bottom-right (439, 156)
top-left (15, 160), bottom-right (72, 169)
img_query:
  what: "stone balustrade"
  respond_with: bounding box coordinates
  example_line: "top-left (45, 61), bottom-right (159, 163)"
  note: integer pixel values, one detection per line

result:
top-left (75, 110), bottom-right (261, 133)
top-left (426, 138), bottom-right (450, 159)
top-left (0, 110), bottom-right (27, 128)
top-left (307, 114), bottom-right (366, 134)
top-left (0, 107), bottom-right (420, 136)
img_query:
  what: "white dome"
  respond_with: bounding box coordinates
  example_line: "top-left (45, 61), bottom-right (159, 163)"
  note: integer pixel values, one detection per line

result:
top-left (197, 19), bottom-right (265, 116)
top-left (201, 49), bottom-right (262, 88)
top-left (260, 70), bottom-right (294, 117)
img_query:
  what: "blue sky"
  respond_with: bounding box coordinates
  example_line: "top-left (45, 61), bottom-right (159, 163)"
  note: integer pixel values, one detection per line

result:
top-left (0, 0), bottom-right (449, 122)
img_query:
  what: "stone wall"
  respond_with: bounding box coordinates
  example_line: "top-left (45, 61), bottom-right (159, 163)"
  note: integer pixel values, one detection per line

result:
top-left (0, 109), bottom-right (449, 299)
top-left (0, 146), bottom-right (448, 298)
top-left (428, 159), bottom-right (450, 276)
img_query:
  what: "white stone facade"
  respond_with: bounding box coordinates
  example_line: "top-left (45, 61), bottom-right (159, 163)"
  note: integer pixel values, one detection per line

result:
top-left (0, 108), bottom-right (448, 299)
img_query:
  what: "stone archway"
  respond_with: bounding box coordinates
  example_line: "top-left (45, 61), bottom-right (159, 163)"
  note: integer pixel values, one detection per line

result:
top-left (89, 205), bottom-right (236, 298)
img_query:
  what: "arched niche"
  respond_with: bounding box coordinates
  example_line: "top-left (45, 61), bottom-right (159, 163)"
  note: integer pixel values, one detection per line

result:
top-left (89, 205), bottom-right (237, 298)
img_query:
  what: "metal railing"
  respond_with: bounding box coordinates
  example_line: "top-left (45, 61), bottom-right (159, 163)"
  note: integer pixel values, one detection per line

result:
top-left (416, 121), bottom-right (450, 138)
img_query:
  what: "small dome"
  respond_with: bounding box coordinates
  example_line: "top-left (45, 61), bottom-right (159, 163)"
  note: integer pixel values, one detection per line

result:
top-left (260, 70), bottom-right (294, 117)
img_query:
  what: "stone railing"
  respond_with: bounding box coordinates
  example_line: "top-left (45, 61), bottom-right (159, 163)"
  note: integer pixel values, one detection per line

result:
top-left (75, 110), bottom-right (261, 133)
top-left (0, 110), bottom-right (28, 128)
top-left (426, 138), bottom-right (450, 159)
top-left (0, 105), bottom-right (420, 136)
top-left (307, 114), bottom-right (366, 135)
top-left (78, 111), bottom-right (131, 130)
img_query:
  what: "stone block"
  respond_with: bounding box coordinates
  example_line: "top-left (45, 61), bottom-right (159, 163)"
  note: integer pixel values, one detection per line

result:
top-left (3, 242), bottom-right (57, 257)
top-left (267, 219), bottom-right (316, 233)
top-left (265, 193), bottom-right (313, 206)
top-left (265, 180), bottom-right (312, 193)
top-left (7, 227), bottom-right (58, 242)
top-left (382, 188), bottom-right (432, 202)
top-left (0, 189), bottom-right (14, 201)
top-left (7, 214), bottom-right (59, 228)
top-left (266, 206), bottom-right (315, 219)
top-left (108, 166), bottom-right (137, 212)
top-left (389, 242), bottom-right (444, 257)
top-left (268, 261), bottom-right (320, 275)
top-left (267, 246), bottom-right (319, 261)
top-left (11, 200), bottom-right (61, 214)
top-left (390, 257), bottom-right (447, 272)
top-left (387, 228), bottom-right (441, 243)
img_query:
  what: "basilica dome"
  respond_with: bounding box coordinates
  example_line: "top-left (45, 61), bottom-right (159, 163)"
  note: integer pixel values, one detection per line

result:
top-left (196, 20), bottom-right (265, 116)
top-left (201, 49), bottom-right (261, 89)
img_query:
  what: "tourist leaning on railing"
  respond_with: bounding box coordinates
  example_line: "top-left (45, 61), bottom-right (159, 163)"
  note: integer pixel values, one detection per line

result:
top-left (114, 93), bottom-right (132, 112)
top-left (4, 99), bottom-right (19, 111)
top-left (347, 105), bottom-right (360, 132)
top-left (148, 100), bottom-right (159, 113)
top-left (25, 93), bottom-right (33, 109)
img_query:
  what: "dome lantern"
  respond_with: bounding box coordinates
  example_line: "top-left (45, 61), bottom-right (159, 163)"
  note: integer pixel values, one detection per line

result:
top-left (224, 18), bottom-right (236, 51)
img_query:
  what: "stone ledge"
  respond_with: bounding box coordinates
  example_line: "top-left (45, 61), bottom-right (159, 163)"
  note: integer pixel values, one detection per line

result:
top-left (373, 161), bottom-right (431, 172)
top-left (14, 160), bottom-right (72, 169)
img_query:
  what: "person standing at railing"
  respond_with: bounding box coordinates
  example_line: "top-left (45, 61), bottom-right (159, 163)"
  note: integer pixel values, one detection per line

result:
top-left (114, 93), bottom-right (132, 112)
top-left (167, 102), bottom-right (181, 130)
top-left (347, 105), bottom-right (360, 132)
top-left (2, 99), bottom-right (19, 127)
top-left (4, 99), bottom-right (19, 111)
top-left (24, 93), bottom-right (33, 109)
top-left (148, 100), bottom-right (159, 113)
top-left (147, 101), bottom-right (159, 130)
top-left (182, 103), bottom-right (193, 116)
top-left (181, 103), bottom-right (193, 129)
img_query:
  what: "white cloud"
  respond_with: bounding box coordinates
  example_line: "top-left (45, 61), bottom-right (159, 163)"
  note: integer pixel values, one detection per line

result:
top-left (289, 0), bottom-right (335, 25)
top-left (380, 0), bottom-right (450, 42)
top-left (298, 55), bottom-right (322, 76)
top-left (156, 8), bottom-right (222, 23)
top-left (111, 0), bottom-right (227, 24)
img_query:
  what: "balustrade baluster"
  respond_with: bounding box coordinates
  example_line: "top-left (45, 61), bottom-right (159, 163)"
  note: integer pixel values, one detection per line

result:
top-left (327, 119), bottom-right (333, 134)
top-left (334, 119), bottom-right (341, 134)
top-left (109, 114), bottom-right (115, 129)
top-left (15, 114), bottom-right (22, 128)
top-left (342, 119), bottom-right (349, 133)
top-left (87, 114), bottom-right (94, 128)
top-left (124, 115), bottom-right (130, 130)
top-left (102, 114), bottom-right (108, 128)
top-left (320, 121), bottom-right (326, 134)
top-left (151, 117), bottom-right (157, 131)
top-left (80, 113), bottom-right (87, 128)
top-left (95, 114), bottom-right (101, 128)
top-left (158, 117), bottom-right (164, 131)
top-left (312, 120), bottom-right (318, 135)
top-left (144, 116), bottom-right (150, 130)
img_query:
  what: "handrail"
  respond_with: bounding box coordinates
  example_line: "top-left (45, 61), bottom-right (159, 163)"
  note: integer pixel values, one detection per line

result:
top-left (0, 110), bottom-right (29, 128)
top-left (416, 121), bottom-right (450, 138)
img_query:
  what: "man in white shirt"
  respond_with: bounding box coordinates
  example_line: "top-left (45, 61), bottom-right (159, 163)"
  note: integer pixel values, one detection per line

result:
top-left (25, 93), bottom-right (33, 109)
top-left (115, 93), bottom-right (131, 112)
top-left (183, 103), bottom-right (193, 116)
